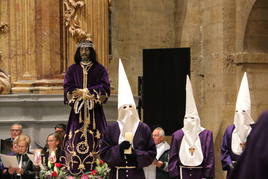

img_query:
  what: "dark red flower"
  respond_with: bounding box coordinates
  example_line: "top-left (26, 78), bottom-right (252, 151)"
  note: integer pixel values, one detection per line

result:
top-left (99, 160), bottom-right (104, 166)
top-left (55, 163), bottom-right (61, 168)
top-left (52, 171), bottom-right (58, 177)
top-left (91, 170), bottom-right (97, 175)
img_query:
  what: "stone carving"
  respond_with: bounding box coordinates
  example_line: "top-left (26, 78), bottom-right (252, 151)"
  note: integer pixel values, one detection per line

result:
top-left (108, 0), bottom-right (112, 12)
top-left (0, 23), bottom-right (8, 34)
top-left (64, 0), bottom-right (91, 42)
top-left (0, 69), bottom-right (11, 94)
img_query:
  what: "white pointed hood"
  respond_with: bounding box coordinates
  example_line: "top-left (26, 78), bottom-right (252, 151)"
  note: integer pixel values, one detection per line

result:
top-left (184, 75), bottom-right (199, 119)
top-left (232, 72), bottom-right (254, 155)
top-left (117, 59), bottom-right (140, 144)
top-left (179, 75), bottom-right (204, 166)
top-left (118, 59), bottom-right (136, 109)
top-left (235, 72), bottom-right (252, 114)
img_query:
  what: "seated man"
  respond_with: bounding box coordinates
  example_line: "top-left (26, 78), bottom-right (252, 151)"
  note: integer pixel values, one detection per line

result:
top-left (54, 123), bottom-right (66, 133)
top-left (1, 124), bottom-right (23, 154)
top-left (144, 127), bottom-right (170, 179)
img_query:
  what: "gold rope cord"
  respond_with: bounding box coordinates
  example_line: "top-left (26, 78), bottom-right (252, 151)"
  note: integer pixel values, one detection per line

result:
top-left (81, 63), bottom-right (93, 139)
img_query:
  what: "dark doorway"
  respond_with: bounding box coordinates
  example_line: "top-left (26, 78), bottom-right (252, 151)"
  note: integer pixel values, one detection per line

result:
top-left (142, 48), bottom-right (190, 135)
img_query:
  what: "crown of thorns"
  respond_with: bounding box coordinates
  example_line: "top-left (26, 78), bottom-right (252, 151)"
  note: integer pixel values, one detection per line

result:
top-left (77, 40), bottom-right (94, 48)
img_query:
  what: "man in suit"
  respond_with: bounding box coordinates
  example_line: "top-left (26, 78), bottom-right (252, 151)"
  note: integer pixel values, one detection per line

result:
top-left (1, 123), bottom-right (23, 154)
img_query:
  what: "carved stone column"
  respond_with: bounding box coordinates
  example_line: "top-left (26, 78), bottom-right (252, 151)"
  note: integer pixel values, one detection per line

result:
top-left (9, 0), bottom-right (64, 94)
top-left (8, 0), bottom-right (36, 81)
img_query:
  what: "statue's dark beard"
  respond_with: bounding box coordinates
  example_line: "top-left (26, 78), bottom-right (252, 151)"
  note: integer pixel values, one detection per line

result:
top-left (81, 57), bottom-right (91, 62)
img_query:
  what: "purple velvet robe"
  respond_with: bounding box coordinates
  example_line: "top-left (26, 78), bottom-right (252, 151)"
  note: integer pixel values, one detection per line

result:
top-left (230, 110), bottom-right (268, 179)
top-left (168, 129), bottom-right (215, 179)
top-left (99, 122), bottom-right (156, 179)
top-left (62, 63), bottom-right (110, 176)
top-left (221, 125), bottom-right (242, 179)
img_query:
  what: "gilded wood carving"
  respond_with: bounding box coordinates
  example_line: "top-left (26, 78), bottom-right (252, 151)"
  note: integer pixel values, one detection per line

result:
top-left (64, 0), bottom-right (91, 42)
top-left (0, 23), bottom-right (8, 34)
top-left (0, 70), bottom-right (11, 94)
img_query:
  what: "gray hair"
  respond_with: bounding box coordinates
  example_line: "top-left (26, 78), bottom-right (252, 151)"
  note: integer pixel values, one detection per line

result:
top-left (10, 123), bottom-right (23, 130)
top-left (154, 127), bottom-right (165, 137)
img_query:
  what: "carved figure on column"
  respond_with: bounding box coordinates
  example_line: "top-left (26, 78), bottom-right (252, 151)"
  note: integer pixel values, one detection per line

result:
top-left (0, 23), bottom-right (9, 94)
top-left (0, 23), bottom-right (8, 34)
top-left (0, 69), bottom-right (11, 94)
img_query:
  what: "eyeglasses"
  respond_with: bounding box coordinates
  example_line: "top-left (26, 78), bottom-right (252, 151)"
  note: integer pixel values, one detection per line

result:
top-left (10, 129), bottom-right (21, 132)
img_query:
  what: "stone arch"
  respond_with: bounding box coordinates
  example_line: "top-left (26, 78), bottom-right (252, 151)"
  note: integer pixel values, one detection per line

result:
top-left (235, 0), bottom-right (256, 52)
top-left (244, 0), bottom-right (268, 52)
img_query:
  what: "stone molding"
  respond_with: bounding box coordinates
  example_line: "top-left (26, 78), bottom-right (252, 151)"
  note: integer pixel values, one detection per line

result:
top-left (228, 52), bottom-right (268, 65)
top-left (0, 94), bottom-right (122, 123)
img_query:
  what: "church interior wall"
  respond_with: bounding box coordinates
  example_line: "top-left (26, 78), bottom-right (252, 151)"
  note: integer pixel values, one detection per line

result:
top-left (110, 0), bottom-right (268, 178)
top-left (1, 0), bottom-right (268, 178)
top-left (108, 0), bottom-right (177, 95)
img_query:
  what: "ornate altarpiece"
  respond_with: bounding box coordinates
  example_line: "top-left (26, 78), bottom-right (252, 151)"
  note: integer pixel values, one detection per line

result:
top-left (0, 0), bottom-right (109, 94)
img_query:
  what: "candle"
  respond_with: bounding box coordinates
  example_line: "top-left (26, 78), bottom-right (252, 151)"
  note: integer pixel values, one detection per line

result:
top-left (34, 149), bottom-right (42, 165)
top-left (124, 132), bottom-right (133, 154)
top-left (49, 151), bottom-right (56, 163)
top-left (124, 132), bottom-right (133, 142)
